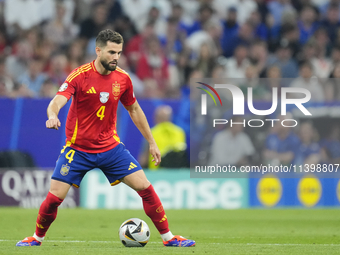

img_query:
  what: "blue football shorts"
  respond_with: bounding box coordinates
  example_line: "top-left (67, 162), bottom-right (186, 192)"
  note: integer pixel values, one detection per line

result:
top-left (51, 143), bottom-right (142, 188)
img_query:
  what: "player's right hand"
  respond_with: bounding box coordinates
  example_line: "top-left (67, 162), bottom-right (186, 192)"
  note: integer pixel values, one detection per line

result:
top-left (46, 118), bottom-right (61, 130)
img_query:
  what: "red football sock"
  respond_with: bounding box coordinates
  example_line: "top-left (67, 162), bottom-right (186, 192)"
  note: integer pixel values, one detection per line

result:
top-left (137, 185), bottom-right (170, 234)
top-left (35, 192), bottom-right (63, 238)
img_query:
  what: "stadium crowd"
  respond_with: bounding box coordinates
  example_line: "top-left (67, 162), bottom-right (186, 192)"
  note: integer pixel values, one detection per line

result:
top-left (0, 0), bottom-right (340, 168)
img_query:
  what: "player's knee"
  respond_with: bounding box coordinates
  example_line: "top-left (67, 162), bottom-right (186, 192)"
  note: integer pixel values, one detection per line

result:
top-left (135, 180), bottom-right (151, 191)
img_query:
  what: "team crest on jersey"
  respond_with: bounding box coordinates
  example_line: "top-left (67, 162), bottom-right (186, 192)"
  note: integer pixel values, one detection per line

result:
top-left (100, 92), bottom-right (110, 103)
top-left (60, 164), bottom-right (70, 176)
top-left (112, 81), bottom-right (120, 100)
top-left (59, 83), bottom-right (68, 92)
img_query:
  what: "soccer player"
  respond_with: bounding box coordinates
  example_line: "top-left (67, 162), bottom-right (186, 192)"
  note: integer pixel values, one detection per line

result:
top-left (16, 29), bottom-right (195, 248)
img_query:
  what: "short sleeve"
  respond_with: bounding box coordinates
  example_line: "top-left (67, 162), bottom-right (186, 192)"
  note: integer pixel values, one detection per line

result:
top-left (56, 79), bottom-right (77, 100)
top-left (120, 75), bottom-right (136, 106)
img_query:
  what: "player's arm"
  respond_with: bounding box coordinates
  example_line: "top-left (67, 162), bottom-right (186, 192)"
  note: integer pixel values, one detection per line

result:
top-left (124, 101), bottom-right (161, 166)
top-left (46, 95), bottom-right (68, 130)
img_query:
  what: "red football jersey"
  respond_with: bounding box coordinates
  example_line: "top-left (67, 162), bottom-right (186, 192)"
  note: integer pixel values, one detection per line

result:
top-left (57, 61), bottom-right (136, 153)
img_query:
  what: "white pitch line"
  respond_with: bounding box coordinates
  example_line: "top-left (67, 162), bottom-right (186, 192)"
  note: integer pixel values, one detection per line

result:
top-left (1, 240), bottom-right (340, 246)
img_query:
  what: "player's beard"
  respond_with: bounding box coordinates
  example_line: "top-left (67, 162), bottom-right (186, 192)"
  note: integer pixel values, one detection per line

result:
top-left (101, 59), bottom-right (117, 71)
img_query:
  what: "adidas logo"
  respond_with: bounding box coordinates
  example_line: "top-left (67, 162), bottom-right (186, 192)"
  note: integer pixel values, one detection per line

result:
top-left (86, 87), bottom-right (97, 94)
top-left (159, 215), bottom-right (167, 223)
top-left (128, 162), bottom-right (137, 170)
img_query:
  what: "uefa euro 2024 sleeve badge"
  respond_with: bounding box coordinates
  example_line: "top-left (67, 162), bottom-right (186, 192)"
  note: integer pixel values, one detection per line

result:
top-left (112, 81), bottom-right (120, 100)
top-left (100, 92), bottom-right (109, 103)
top-left (60, 164), bottom-right (70, 176)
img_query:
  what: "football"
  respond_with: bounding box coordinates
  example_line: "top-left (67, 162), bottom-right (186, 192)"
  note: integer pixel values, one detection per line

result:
top-left (118, 218), bottom-right (150, 247)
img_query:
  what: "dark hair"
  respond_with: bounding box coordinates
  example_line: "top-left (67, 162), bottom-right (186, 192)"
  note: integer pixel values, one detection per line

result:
top-left (299, 61), bottom-right (313, 70)
top-left (96, 29), bottom-right (123, 48)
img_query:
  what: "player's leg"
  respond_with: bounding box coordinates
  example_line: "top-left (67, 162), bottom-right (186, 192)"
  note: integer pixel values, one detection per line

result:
top-left (121, 170), bottom-right (195, 247)
top-left (16, 180), bottom-right (71, 246)
top-left (100, 143), bottom-right (195, 247)
top-left (16, 147), bottom-right (94, 247)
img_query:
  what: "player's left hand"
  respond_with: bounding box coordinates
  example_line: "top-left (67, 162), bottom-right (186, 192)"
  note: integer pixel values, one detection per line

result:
top-left (149, 143), bottom-right (161, 166)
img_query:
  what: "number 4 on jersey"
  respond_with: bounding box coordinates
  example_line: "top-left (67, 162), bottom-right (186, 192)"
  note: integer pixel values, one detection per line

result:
top-left (97, 106), bottom-right (105, 120)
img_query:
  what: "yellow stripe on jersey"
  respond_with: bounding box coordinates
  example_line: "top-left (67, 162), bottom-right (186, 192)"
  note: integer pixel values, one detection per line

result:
top-left (116, 68), bottom-right (132, 82)
top-left (66, 64), bottom-right (92, 82)
top-left (66, 63), bottom-right (91, 81)
top-left (71, 118), bottom-right (78, 144)
top-left (67, 66), bottom-right (92, 82)
top-left (113, 135), bottom-right (120, 143)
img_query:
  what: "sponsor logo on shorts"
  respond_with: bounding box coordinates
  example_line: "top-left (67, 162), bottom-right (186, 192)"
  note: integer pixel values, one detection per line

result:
top-left (128, 162), bottom-right (137, 170)
top-left (60, 164), bottom-right (70, 176)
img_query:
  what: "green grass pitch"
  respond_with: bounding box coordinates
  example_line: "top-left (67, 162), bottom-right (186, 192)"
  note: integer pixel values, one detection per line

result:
top-left (0, 207), bottom-right (339, 255)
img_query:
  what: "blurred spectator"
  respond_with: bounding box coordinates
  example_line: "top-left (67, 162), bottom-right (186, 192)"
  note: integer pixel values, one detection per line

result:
top-left (235, 0), bottom-right (257, 25)
top-left (299, 41), bottom-right (317, 63)
top-left (331, 43), bottom-right (340, 64)
top-left (220, 7), bottom-right (240, 58)
top-left (105, 0), bottom-right (123, 23)
top-left (265, 65), bottom-right (283, 99)
top-left (171, 3), bottom-right (192, 36)
top-left (160, 17), bottom-right (185, 63)
top-left (267, 40), bottom-right (299, 78)
top-left (290, 61), bottom-right (325, 101)
top-left (139, 105), bottom-right (187, 170)
top-left (294, 121), bottom-right (321, 165)
top-left (125, 22), bottom-right (155, 71)
top-left (186, 20), bottom-right (222, 60)
top-left (249, 41), bottom-right (268, 77)
top-left (248, 10), bottom-right (268, 40)
top-left (194, 43), bottom-right (217, 77)
top-left (79, 3), bottom-right (108, 40)
top-left (321, 3), bottom-right (340, 43)
top-left (0, 77), bottom-right (11, 97)
top-left (121, 0), bottom-right (152, 32)
top-left (5, 40), bottom-right (33, 80)
top-left (66, 40), bottom-right (85, 74)
top-left (43, 1), bottom-right (77, 46)
top-left (267, 0), bottom-right (295, 27)
top-left (136, 36), bottom-right (169, 97)
top-left (208, 116), bottom-right (255, 166)
top-left (223, 21), bottom-right (255, 58)
top-left (118, 55), bottom-right (144, 97)
top-left (176, 48), bottom-right (192, 87)
top-left (186, 3), bottom-right (215, 36)
top-left (114, 16), bottom-right (138, 44)
top-left (221, 44), bottom-right (250, 79)
top-left (4, 0), bottom-right (54, 31)
top-left (138, 5), bottom-right (167, 37)
top-left (278, 24), bottom-right (301, 58)
top-left (311, 44), bottom-right (333, 79)
top-left (39, 78), bottom-right (58, 98)
top-left (0, 56), bottom-right (14, 95)
top-left (263, 114), bottom-right (300, 165)
top-left (255, 0), bottom-right (269, 23)
top-left (320, 125), bottom-right (340, 164)
top-left (239, 65), bottom-right (269, 100)
top-left (0, 31), bottom-right (8, 54)
top-left (298, 5), bottom-right (319, 45)
top-left (17, 57), bottom-right (46, 97)
top-left (326, 62), bottom-right (340, 101)
top-left (48, 54), bottom-right (68, 86)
